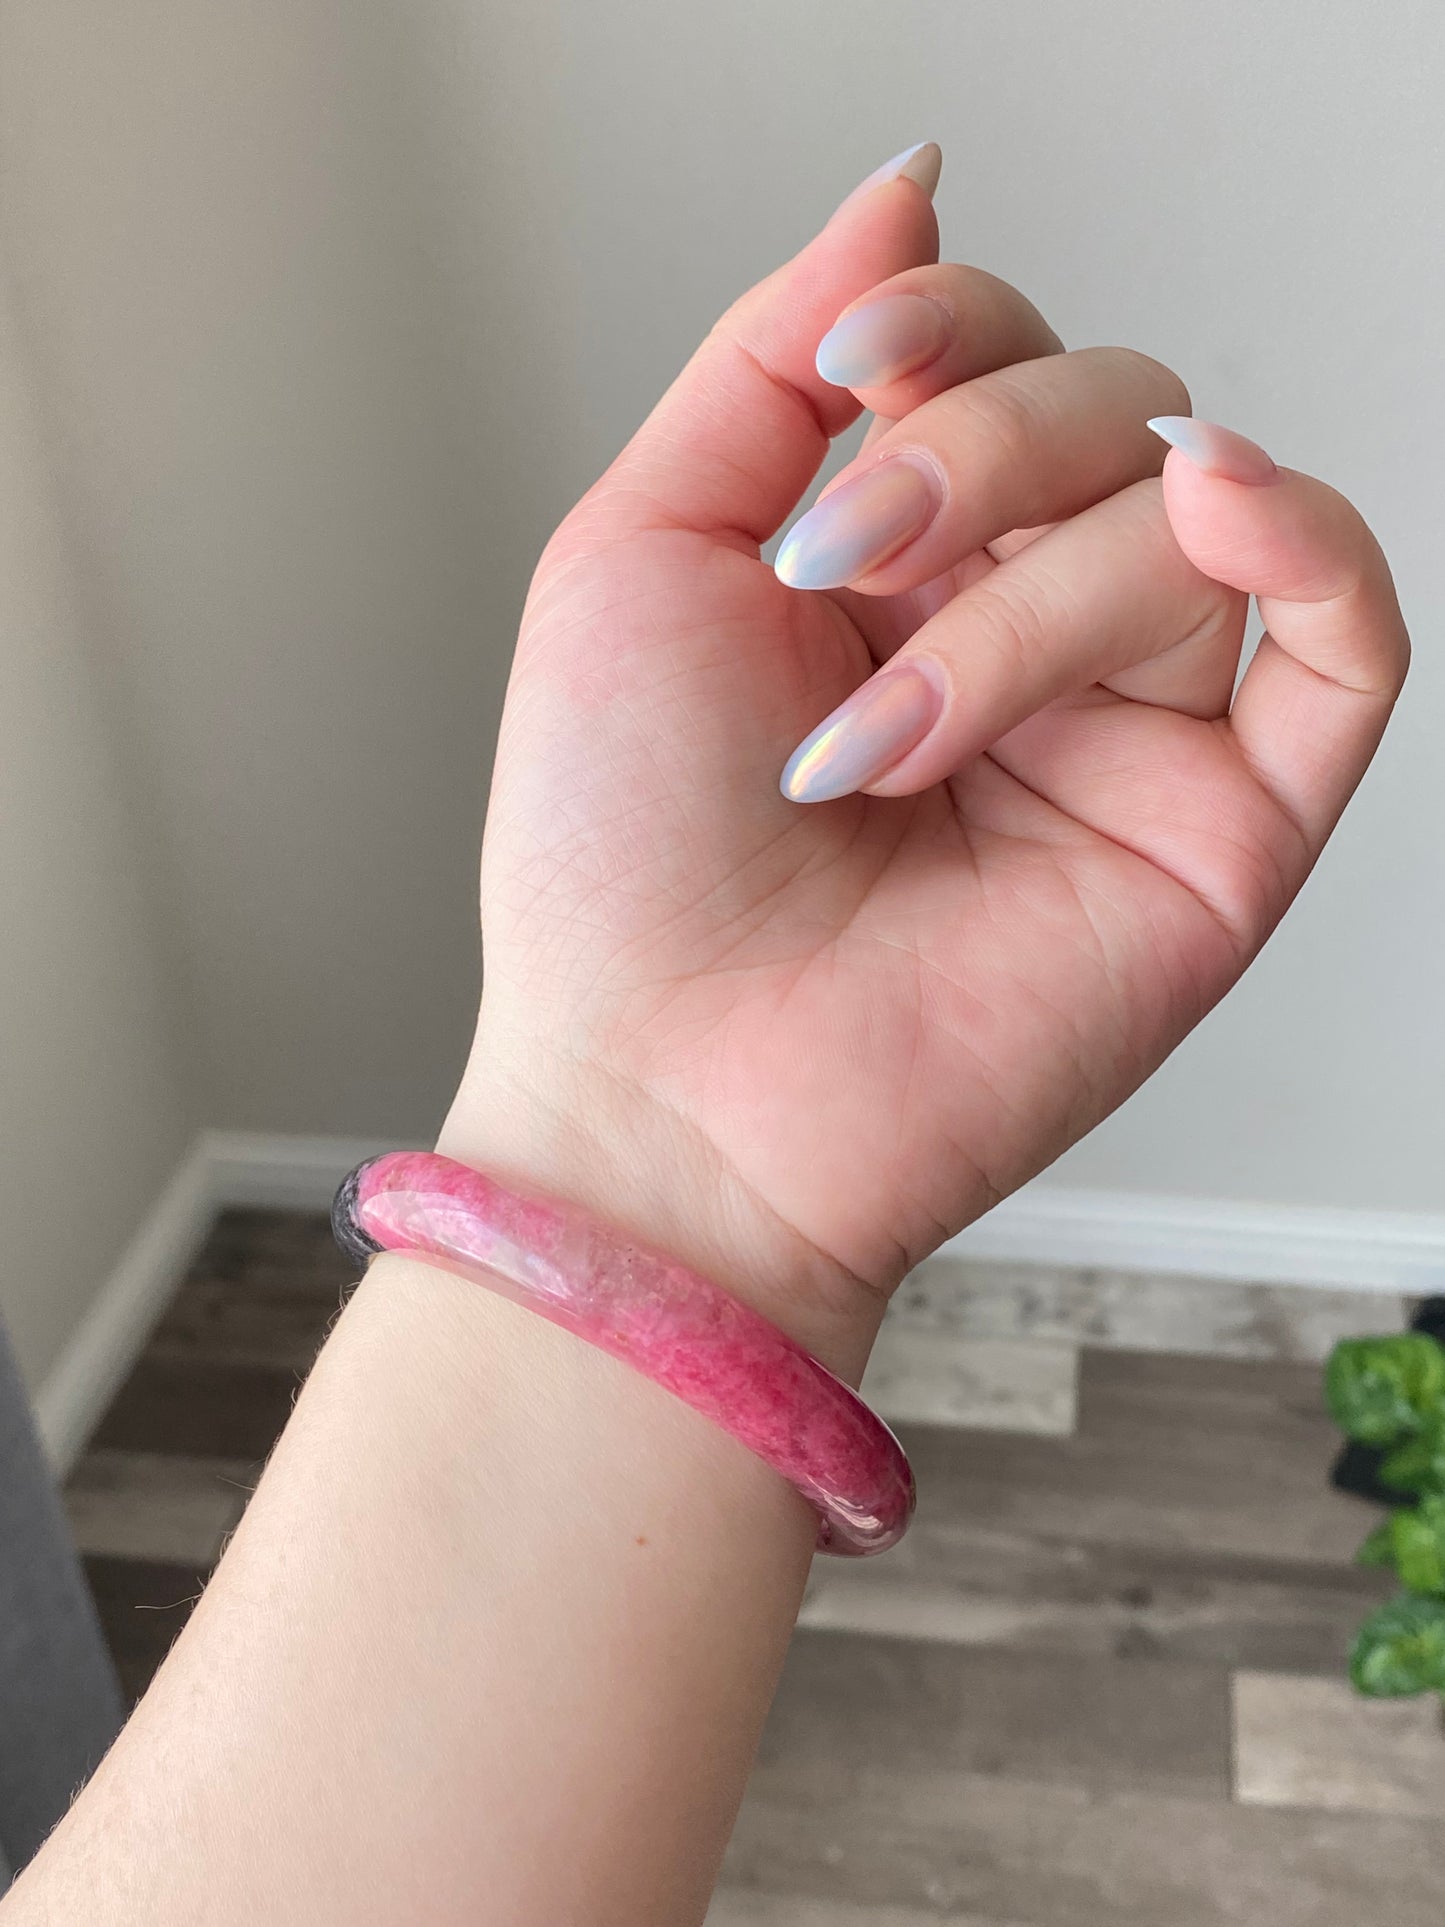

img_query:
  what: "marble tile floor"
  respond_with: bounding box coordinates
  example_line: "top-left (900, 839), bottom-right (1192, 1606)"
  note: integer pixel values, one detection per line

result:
top-left (65, 1208), bottom-right (1441, 1922)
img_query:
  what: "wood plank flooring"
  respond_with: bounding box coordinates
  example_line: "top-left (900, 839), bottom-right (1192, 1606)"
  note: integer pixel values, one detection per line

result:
top-left (64, 1208), bottom-right (1442, 1923)
top-left (719, 1764), bottom-right (1442, 1927)
top-left (1232, 1672), bottom-right (1445, 1817)
top-left (761, 1636), bottom-right (1233, 1799)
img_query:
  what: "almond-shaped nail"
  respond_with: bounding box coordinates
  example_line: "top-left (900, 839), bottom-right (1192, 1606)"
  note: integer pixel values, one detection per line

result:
top-left (781, 664), bottom-right (942, 803)
top-left (831, 142), bottom-right (943, 220)
top-left (774, 459), bottom-right (939, 591)
top-left (816, 294), bottom-right (950, 389)
top-left (1147, 416), bottom-right (1278, 485)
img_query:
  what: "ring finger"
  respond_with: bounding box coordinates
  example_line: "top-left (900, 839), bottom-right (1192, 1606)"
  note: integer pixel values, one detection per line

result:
top-left (780, 477), bottom-right (1246, 803)
top-left (775, 346), bottom-right (1190, 598)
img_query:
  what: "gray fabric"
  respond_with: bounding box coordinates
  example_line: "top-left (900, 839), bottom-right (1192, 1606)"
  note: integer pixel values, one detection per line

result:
top-left (0, 1318), bottom-right (122, 1875)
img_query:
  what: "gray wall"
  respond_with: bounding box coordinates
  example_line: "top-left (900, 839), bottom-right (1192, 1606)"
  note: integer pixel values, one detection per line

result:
top-left (0, 2), bottom-right (1440, 1381)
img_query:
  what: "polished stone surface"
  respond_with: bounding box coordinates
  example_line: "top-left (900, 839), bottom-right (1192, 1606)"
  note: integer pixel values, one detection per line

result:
top-left (344, 1151), bottom-right (915, 1556)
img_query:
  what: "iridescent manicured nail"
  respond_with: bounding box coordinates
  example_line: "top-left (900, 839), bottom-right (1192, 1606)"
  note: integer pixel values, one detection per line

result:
top-left (832, 141), bottom-right (943, 219)
top-left (781, 664), bottom-right (942, 804)
top-left (816, 294), bottom-right (950, 389)
top-left (774, 459), bottom-right (939, 591)
top-left (1146, 416), bottom-right (1279, 485)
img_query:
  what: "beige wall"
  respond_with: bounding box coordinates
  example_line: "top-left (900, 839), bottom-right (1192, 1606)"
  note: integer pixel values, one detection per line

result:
top-left (0, 272), bottom-right (193, 1387)
top-left (0, 4), bottom-right (512, 1149)
top-left (0, 0), bottom-right (1439, 1385)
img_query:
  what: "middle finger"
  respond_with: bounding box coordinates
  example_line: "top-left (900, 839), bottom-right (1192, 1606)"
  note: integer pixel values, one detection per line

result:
top-left (774, 347), bottom-right (1190, 596)
top-left (780, 478), bottom-right (1244, 804)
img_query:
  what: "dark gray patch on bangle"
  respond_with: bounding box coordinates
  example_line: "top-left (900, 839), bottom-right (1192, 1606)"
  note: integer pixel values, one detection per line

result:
top-left (331, 1160), bottom-right (383, 1274)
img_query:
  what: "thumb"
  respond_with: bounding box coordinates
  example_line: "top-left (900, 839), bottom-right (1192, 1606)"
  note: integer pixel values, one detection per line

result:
top-left (587, 144), bottom-right (942, 544)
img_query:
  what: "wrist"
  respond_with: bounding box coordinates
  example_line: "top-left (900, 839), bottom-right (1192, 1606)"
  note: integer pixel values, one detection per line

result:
top-left (435, 1045), bottom-right (885, 1385)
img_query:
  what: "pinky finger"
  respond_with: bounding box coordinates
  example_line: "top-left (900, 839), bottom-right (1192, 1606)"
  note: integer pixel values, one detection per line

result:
top-left (1151, 417), bottom-right (1410, 853)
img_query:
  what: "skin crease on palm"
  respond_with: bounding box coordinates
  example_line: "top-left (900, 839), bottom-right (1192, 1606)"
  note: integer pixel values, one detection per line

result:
top-left (437, 146), bottom-right (1409, 1379)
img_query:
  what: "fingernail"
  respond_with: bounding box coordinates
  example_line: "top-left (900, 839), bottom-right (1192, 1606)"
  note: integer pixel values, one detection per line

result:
top-left (1147, 416), bottom-right (1279, 485)
top-left (816, 294), bottom-right (950, 389)
top-left (775, 459), bottom-right (939, 590)
top-left (781, 665), bottom-right (943, 803)
top-left (832, 142), bottom-right (943, 219)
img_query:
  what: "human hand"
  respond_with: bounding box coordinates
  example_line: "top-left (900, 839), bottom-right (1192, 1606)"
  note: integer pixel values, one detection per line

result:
top-left (440, 145), bottom-right (1408, 1376)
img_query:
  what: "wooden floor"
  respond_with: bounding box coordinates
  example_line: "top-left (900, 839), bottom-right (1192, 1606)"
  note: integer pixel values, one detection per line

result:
top-left (66, 1212), bottom-right (1444, 1923)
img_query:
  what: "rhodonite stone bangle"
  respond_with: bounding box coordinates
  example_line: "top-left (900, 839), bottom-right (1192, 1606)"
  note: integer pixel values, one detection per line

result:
top-left (332, 1150), bottom-right (915, 1556)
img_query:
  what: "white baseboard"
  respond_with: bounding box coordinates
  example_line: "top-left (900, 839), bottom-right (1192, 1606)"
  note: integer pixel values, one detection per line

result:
top-left (32, 1142), bottom-right (215, 1474)
top-left (944, 1185), bottom-right (1445, 1297)
top-left (32, 1131), bottom-right (1445, 1477)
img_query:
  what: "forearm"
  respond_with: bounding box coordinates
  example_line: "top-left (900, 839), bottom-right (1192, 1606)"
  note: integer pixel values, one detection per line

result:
top-left (6, 1251), bottom-right (817, 1925)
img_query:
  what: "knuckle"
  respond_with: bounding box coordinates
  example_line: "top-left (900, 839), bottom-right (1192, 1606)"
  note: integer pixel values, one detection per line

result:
top-left (1087, 345), bottom-right (1192, 415)
top-left (970, 556), bottom-right (1073, 674)
top-left (940, 263), bottom-right (1059, 345)
top-left (959, 365), bottom-right (1046, 465)
top-left (895, 260), bottom-right (1039, 320)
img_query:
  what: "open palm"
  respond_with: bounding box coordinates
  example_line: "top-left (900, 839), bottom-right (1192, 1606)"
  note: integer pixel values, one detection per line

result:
top-left (445, 157), bottom-right (1406, 1359)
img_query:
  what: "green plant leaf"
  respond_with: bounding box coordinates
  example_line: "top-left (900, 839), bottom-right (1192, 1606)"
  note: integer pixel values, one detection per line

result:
top-left (1325, 1334), bottom-right (1445, 1445)
top-left (1390, 1496), bottom-right (1445, 1596)
top-left (1356, 1519), bottom-right (1398, 1569)
top-left (1380, 1418), bottom-right (1445, 1495)
top-left (1351, 1594), bottom-right (1445, 1696)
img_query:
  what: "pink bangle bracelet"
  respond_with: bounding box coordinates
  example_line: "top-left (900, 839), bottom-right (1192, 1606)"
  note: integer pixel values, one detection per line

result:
top-left (332, 1151), bottom-right (914, 1556)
